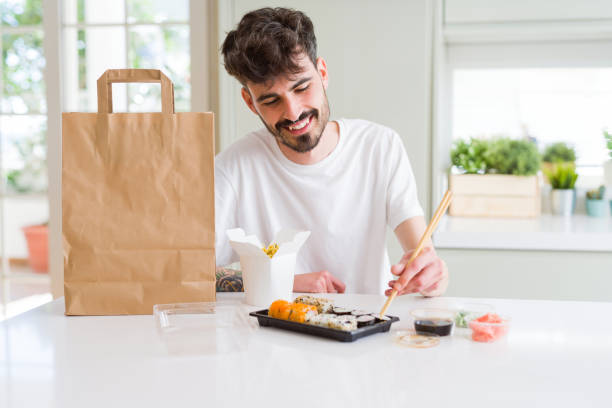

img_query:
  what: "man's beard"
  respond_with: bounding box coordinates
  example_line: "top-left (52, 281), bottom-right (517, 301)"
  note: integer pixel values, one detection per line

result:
top-left (260, 95), bottom-right (330, 154)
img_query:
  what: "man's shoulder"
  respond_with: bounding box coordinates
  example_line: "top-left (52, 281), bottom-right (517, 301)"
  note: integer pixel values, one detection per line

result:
top-left (216, 128), bottom-right (270, 166)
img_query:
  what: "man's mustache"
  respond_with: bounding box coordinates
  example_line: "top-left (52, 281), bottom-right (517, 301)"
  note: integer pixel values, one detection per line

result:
top-left (276, 109), bottom-right (318, 131)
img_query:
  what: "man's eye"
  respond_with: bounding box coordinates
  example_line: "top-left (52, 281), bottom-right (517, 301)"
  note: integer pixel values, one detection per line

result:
top-left (262, 99), bottom-right (278, 106)
top-left (296, 85), bottom-right (309, 93)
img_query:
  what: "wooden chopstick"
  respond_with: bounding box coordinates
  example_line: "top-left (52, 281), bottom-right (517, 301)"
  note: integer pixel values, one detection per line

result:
top-left (379, 190), bottom-right (453, 317)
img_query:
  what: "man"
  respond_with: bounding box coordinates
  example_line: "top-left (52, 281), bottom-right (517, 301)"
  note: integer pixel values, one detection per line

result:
top-left (215, 7), bottom-right (448, 297)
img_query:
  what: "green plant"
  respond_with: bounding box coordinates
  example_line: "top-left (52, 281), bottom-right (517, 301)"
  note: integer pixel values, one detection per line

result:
top-left (450, 138), bottom-right (489, 174)
top-left (6, 131), bottom-right (47, 194)
top-left (542, 142), bottom-right (576, 163)
top-left (586, 186), bottom-right (605, 200)
top-left (543, 163), bottom-right (578, 189)
top-left (604, 130), bottom-right (612, 159)
top-left (484, 138), bottom-right (541, 176)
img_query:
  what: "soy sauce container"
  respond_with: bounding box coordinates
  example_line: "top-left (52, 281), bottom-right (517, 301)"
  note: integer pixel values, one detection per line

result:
top-left (410, 308), bottom-right (455, 336)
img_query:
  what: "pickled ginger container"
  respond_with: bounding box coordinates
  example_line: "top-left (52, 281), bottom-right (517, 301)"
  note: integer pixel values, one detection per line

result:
top-left (226, 228), bottom-right (310, 307)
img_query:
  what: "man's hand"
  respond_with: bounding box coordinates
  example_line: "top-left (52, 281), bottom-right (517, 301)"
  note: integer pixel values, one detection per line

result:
top-left (293, 271), bottom-right (346, 293)
top-left (384, 247), bottom-right (448, 297)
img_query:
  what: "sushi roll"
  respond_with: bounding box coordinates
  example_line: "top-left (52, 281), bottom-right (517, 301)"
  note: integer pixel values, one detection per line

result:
top-left (351, 310), bottom-right (369, 317)
top-left (315, 313), bottom-right (337, 328)
top-left (316, 300), bottom-right (334, 314)
top-left (288, 303), bottom-right (317, 323)
top-left (356, 315), bottom-right (376, 328)
top-left (268, 299), bottom-right (290, 318)
top-left (371, 313), bottom-right (391, 321)
top-left (332, 307), bottom-right (352, 315)
top-left (277, 302), bottom-right (293, 320)
top-left (293, 295), bottom-right (334, 313)
top-left (329, 315), bottom-right (357, 331)
top-left (307, 314), bottom-right (324, 326)
top-left (293, 295), bottom-right (316, 305)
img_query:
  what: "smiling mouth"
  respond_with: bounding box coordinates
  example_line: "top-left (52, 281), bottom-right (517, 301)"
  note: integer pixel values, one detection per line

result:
top-left (284, 115), bottom-right (313, 135)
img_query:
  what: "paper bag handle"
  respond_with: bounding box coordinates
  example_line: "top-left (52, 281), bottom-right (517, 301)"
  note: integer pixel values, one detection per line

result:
top-left (97, 69), bottom-right (175, 114)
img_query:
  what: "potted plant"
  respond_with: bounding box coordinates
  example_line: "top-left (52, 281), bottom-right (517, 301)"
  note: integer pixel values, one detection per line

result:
top-left (6, 130), bottom-right (47, 194)
top-left (585, 186), bottom-right (606, 217)
top-left (449, 137), bottom-right (541, 217)
top-left (543, 163), bottom-right (578, 216)
top-left (542, 142), bottom-right (576, 168)
top-left (22, 222), bottom-right (48, 273)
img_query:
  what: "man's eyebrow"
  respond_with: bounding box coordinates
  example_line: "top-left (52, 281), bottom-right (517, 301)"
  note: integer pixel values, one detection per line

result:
top-left (256, 77), bottom-right (312, 103)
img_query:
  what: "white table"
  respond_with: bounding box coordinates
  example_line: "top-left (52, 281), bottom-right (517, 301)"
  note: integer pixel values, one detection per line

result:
top-left (1, 293), bottom-right (611, 408)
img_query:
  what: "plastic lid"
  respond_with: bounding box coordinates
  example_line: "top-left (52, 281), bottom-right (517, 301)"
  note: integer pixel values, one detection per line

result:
top-left (394, 330), bottom-right (440, 348)
top-left (153, 301), bottom-right (258, 355)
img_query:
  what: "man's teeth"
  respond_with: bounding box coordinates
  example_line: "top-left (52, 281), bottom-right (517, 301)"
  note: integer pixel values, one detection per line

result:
top-left (288, 117), bottom-right (309, 130)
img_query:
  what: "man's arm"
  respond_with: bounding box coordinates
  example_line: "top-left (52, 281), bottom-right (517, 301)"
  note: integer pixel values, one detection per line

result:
top-left (293, 271), bottom-right (346, 293)
top-left (389, 216), bottom-right (449, 297)
top-left (394, 216), bottom-right (429, 252)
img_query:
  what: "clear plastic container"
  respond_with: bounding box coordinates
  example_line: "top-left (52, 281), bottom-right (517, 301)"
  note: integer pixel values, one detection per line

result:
top-left (468, 314), bottom-right (511, 343)
top-left (409, 308), bottom-right (455, 336)
top-left (451, 302), bottom-right (495, 328)
top-left (154, 301), bottom-right (257, 355)
top-left (394, 330), bottom-right (440, 348)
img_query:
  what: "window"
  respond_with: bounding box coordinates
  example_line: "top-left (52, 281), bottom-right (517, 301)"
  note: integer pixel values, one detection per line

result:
top-left (1, 0), bottom-right (47, 193)
top-left (452, 68), bottom-right (612, 179)
top-left (0, 0), bottom-right (51, 320)
top-left (435, 5), bottom-right (612, 194)
top-left (62, 0), bottom-right (191, 113)
top-left (432, 0), bottom-right (612, 251)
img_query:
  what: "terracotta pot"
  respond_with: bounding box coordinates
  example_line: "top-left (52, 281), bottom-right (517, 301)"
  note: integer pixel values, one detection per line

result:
top-left (22, 224), bottom-right (48, 273)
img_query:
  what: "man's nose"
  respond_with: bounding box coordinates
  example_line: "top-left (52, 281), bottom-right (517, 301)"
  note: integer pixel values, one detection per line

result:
top-left (282, 98), bottom-right (301, 122)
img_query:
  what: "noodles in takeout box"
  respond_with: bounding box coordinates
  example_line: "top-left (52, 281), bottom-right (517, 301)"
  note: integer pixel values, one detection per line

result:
top-left (226, 228), bottom-right (310, 306)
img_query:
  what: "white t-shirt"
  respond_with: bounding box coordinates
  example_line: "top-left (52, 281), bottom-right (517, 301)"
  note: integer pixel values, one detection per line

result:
top-left (214, 118), bottom-right (424, 294)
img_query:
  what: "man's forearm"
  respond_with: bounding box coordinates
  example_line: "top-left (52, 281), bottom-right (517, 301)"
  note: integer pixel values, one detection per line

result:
top-left (394, 216), bottom-right (431, 253)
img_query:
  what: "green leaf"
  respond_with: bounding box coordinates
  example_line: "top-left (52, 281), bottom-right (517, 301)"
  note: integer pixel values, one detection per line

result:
top-left (546, 163), bottom-right (578, 189)
top-left (542, 142), bottom-right (576, 163)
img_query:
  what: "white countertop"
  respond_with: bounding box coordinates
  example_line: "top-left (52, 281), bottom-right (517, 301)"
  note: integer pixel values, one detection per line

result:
top-left (1, 293), bottom-right (611, 408)
top-left (434, 214), bottom-right (612, 251)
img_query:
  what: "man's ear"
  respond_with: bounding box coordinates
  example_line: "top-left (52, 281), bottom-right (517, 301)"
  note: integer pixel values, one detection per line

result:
top-left (241, 86), bottom-right (259, 115)
top-left (316, 57), bottom-right (329, 90)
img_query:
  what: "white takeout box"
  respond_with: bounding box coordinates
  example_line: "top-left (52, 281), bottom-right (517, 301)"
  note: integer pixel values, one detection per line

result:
top-left (226, 228), bottom-right (310, 307)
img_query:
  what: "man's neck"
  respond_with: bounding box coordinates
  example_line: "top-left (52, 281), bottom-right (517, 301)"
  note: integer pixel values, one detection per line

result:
top-left (277, 121), bottom-right (340, 165)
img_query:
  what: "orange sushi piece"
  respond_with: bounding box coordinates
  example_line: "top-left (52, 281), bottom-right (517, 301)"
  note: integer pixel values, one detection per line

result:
top-left (268, 300), bottom-right (289, 318)
top-left (277, 303), bottom-right (293, 320)
top-left (288, 303), bottom-right (317, 323)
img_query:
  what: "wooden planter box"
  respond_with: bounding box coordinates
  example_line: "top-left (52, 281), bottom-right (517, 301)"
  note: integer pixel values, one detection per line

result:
top-left (449, 174), bottom-right (540, 218)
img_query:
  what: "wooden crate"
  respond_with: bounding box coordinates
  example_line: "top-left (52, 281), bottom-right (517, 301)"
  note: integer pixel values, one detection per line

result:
top-left (449, 174), bottom-right (540, 217)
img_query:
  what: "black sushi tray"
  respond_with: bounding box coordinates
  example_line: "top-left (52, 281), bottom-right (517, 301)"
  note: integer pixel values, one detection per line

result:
top-left (249, 309), bottom-right (400, 342)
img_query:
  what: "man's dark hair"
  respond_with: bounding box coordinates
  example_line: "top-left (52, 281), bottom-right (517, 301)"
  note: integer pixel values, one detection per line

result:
top-left (221, 7), bottom-right (318, 85)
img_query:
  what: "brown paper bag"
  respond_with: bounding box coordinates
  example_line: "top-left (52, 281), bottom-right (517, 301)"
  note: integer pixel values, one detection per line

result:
top-left (62, 69), bottom-right (216, 315)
